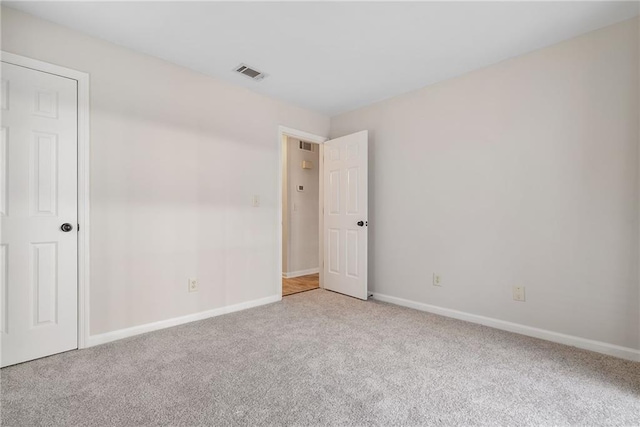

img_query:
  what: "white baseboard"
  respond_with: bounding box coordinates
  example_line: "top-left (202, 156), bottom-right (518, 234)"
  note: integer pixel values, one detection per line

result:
top-left (372, 293), bottom-right (640, 362)
top-left (86, 294), bottom-right (281, 347)
top-left (282, 268), bottom-right (319, 279)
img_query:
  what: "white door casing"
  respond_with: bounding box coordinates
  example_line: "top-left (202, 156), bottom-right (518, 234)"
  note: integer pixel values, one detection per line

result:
top-left (1, 62), bottom-right (78, 367)
top-left (323, 130), bottom-right (368, 300)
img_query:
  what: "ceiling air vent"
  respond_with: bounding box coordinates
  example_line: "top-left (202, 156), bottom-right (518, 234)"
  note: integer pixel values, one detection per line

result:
top-left (299, 141), bottom-right (314, 152)
top-left (234, 63), bottom-right (267, 81)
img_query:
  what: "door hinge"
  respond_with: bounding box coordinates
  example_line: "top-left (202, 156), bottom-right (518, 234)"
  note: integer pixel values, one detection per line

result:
top-left (77, 224), bottom-right (80, 231)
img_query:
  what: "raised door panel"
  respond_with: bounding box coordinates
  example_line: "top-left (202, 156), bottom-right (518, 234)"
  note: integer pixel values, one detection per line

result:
top-left (1, 79), bottom-right (8, 111)
top-left (0, 127), bottom-right (6, 217)
top-left (346, 230), bottom-right (359, 279)
top-left (31, 242), bottom-right (58, 326)
top-left (328, 228), bottom-right (340, 275)
top-left (30, 132), bottom-right (58, 216)
top-left (346, 167), bottom-right (359, 215)
top-left (329, 170), bottom-right (341, 215)
top-left (0, 244), bottom-right (6, 334)
top-left (32, 88), bottom-right (59, 119)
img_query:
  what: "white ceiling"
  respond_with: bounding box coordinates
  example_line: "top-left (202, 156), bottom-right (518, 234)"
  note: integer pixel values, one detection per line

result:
top-left (7, 1), bottom-right (639, 116)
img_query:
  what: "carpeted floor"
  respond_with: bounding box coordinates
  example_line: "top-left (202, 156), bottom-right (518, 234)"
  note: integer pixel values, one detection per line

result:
top-left (1, 290), bottom-right (639, 426)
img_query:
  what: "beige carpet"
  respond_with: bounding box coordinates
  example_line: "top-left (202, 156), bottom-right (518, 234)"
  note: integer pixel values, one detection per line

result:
top-left (1, 289), bottom-right (639, 426)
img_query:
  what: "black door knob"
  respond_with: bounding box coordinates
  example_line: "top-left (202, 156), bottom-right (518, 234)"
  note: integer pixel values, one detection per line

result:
top-left (60, 223), bottom-right (73, 232)
top-left (357, 221), bottom-right (364, 227)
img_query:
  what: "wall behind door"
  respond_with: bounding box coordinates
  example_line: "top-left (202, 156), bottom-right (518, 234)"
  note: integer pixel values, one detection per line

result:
top-left (283, 137), bottom-right (320, 276)
top-left (1, 7), bottom-right (330, 335)
top-left (330, 18), bottom-right (639, 350)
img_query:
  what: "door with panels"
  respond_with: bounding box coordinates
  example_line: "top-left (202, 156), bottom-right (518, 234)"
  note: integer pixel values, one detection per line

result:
top-left (323, 130), bottom-right (368, 300)
top-left (1, 61), bottom-right (78, 367)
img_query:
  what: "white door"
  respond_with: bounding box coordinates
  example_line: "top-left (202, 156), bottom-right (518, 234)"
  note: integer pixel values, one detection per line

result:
top-left (1, 62), bottom-right (78, 367)
top-left (323, 131), bottom-right (368, 300)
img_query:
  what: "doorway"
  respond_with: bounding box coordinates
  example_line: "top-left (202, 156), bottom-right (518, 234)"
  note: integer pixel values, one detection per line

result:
top-left (282, 136), bottom-right (322, 296)
top-left (278, 126), bottom-right (369, 301)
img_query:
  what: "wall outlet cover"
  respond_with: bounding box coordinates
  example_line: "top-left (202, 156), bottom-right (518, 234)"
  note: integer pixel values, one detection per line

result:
top-left (188, 278), bottom-right (198, 292)
top-left (513, 286), bottom-right (525, 302)
top-left (433, 273), bottom-right (442, 286)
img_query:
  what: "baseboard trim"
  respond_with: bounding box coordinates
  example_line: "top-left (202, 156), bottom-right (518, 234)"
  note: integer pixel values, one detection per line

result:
top-left (371, 293), bottom-right (640, 362)
top-left (87, 294), bottom-right (282, 347)
top-left (282, 268), bottom-right (319, 279)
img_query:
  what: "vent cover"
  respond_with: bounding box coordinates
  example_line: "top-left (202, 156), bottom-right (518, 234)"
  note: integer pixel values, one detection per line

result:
top-left (234, 63), bottom-right (267, 81)
top-left (299, 141), bottom-right (314, 152)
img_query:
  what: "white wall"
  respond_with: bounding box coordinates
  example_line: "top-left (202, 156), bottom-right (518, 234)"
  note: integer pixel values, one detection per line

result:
top-left (283, 137), bottom-right (319, 275)
top-left (331, 18), bottom-right (640, 350)
top-left (1, 7), bottom-right (330, 335)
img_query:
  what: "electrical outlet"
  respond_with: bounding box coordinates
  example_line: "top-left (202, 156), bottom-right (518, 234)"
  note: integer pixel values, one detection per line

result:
top-left (252, 195), bottom-right (260, 207)
top-left (188, 278), bottom-right (198, 292)
top-left (433, 273), bottom-right (442, 287)
top-left (513, 286), bottom-right (525, 302)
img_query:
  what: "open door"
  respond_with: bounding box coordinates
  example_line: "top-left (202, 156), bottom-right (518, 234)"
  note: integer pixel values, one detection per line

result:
top-left (323, 131), bottom-right (368, 300)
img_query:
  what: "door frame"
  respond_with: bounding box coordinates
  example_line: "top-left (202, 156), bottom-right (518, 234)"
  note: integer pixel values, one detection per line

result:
top-left (1, 51), bottom-right (91, 349)
top-left (277, 126), bottom-right (327, 297)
